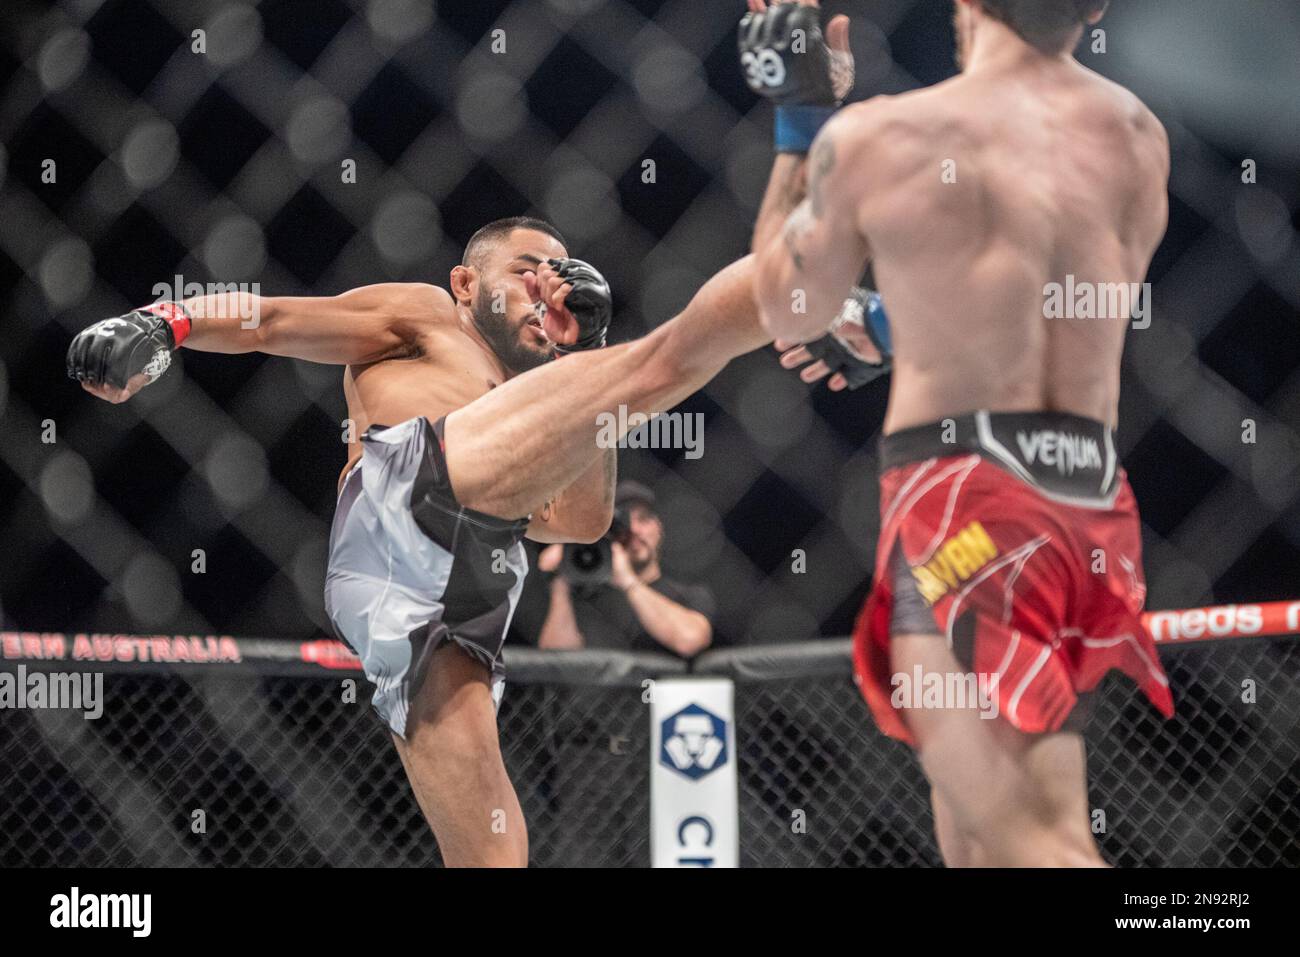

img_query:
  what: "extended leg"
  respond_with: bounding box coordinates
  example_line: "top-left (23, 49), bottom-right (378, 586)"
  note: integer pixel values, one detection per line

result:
top-left (443, 256), bottom-right (770, 519)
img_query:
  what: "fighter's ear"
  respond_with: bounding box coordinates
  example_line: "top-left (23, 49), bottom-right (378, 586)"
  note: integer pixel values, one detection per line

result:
top-left (449, 264), bottom-right (475, 306)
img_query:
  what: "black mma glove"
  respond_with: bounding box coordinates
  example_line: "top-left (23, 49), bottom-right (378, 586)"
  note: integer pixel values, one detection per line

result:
top-left (738, 1), bottom-right (854, 152)
top-left (66, 302), bottom-right (191, 391)
top-left (803, 286), bottom-right (892, 389)
top-left (547, 257), bottom-right (613, 355)
top-left (739, 2), bottom-right (836, 106)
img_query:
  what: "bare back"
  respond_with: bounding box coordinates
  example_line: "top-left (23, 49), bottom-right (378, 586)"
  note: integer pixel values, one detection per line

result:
top-left (849, 59), bottom-right (1169, 432)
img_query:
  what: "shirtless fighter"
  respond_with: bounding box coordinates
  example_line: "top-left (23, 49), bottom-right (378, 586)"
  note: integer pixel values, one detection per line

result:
top-left (67, 219), bottom-right (616, 864)
top-left (751, 0), bottom-right (1174, 865)
top-left (67, 170), bottom-right (854, 861)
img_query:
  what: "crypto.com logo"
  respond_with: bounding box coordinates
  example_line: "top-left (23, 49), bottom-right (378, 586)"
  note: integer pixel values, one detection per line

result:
top-left (659, 703), bottom-right (728, 781)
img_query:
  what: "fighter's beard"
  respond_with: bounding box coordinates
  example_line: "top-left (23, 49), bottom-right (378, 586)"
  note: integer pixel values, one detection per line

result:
top-left (471, 289), bottom-right (553, 374)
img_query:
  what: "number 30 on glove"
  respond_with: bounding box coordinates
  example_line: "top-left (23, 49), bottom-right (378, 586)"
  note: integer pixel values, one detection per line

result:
top-left (738, 3), bottom-right (836, 105)
top-left (737, 2), bottom-right (855, 152)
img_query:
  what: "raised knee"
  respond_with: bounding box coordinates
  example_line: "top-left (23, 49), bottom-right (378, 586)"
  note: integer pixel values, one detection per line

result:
top-left (408, 716), bottom-right (497, 769)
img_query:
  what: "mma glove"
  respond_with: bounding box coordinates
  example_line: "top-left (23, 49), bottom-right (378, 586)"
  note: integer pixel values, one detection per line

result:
top-left (803, 286), bottom-right (892, 389)
top-left (738, 1), bottom-right (854, 152)
top-left (66, 301), bottom-right (191, 391)
top-left (547, 257), bottom-right (613, 355)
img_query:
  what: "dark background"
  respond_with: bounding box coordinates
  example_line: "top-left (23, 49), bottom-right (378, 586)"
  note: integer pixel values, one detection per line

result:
top-left (1, 0), bottom-right (1297, 647)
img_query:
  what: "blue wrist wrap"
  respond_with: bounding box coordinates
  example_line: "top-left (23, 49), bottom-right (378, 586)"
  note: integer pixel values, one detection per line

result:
top-left (774, 104), bottom-right (837, 153)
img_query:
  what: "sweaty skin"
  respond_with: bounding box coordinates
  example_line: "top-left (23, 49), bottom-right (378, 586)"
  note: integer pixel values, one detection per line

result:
top-left (754, 15), bottom-right (1170, 431)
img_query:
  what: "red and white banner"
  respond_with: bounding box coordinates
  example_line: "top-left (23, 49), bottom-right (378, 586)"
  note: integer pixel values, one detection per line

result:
top-left (1142, 599), bottom-right (1300, 645)
top-left (1, 599), bottom-right (1297, 671)
top-left (0, 631), bottom-right (360, 672)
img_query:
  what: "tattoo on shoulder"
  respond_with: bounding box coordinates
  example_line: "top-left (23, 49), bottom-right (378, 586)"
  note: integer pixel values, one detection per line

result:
top-left (808, 134), bottom-right (835, 219)
top-left (783, 225), bottom-right (804, 271)
top-left (783, 203), bottom-right (814, 271)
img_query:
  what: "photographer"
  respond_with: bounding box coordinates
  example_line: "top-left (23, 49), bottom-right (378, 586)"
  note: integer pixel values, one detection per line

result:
top-left (536, 481), bottom-right (715, 658)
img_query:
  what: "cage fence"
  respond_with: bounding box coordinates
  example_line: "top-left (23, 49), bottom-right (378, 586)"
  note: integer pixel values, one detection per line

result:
top-left (1, 0), bottom-right (1298, 654)
top-left (2, 632), bottom-right (1296, 868)
top-left (0, 0), bottom-right (1297, 871)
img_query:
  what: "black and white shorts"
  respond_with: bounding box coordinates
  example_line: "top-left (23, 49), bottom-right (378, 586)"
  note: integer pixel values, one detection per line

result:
top-left (324, 416), bottom-right (530, 739)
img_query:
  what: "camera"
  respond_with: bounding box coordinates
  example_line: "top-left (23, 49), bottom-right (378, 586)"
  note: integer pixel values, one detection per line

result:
top-left (560, 506), bottom-right (631, 589)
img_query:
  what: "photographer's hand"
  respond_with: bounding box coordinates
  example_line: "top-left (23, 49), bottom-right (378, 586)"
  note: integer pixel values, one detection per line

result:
top-left (610, 542), bottom-right (640, 592)
top-left (537, 544), bottom-right (564, 574)
top-left (538, 544), bottom-right (584, 649)
top-left (617, 558), bottom-right (713, 658)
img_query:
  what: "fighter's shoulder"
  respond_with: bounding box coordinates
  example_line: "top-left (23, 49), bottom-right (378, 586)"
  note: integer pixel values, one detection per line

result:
top-left (368, 282), bottom-right (456, 325)
top-left (1109, 86), bottom-right (1169, 186)
top-left (341, 282), bottom-right (456, 359)
top-left (1128, 96), bottom-right (1169, 167)
top-left (1082, 69), bottom-right (1168, 157)
top-left (819, 94), bottom-right (935, 167)
top-left (829, 93), bottom-right (928, 139)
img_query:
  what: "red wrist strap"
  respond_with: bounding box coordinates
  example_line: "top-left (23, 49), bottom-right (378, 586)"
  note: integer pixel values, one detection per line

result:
top-left (142, 301), bottom-right (192, 348)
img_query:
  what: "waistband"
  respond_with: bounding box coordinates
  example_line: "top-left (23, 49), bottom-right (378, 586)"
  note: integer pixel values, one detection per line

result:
top-left (337, 458), bottom-right (361, 499)
top-left (368, 417), bottom-right (532, 538)
top-left (880, 410), bottom-right (1120, 505)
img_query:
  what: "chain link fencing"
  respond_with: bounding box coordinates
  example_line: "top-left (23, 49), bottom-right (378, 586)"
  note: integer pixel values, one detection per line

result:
top-left (1, 1), bottom-right (1298, 650)
top-left (0, 0), bottom-right (1297, 868)
top-left (2, 634), bottom-right (1295, 867)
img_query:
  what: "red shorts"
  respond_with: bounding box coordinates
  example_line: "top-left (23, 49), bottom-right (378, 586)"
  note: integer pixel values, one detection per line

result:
top-left (852, 412), bottom-right (1175, 745)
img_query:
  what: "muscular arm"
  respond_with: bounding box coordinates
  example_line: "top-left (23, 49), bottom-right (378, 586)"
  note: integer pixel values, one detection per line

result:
top-left (752, 153), bottom-right (809, 257)
top-left (537, 577), bottom-right (585, 649)
top-left (1132, 112), bottom-right (1171, 266)
top-left (753, 111), bottom-right (873, 341)
top-left (181, 282), bottom-right (450, 364)
top-left (624, 583), bottom-right (712, 658)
